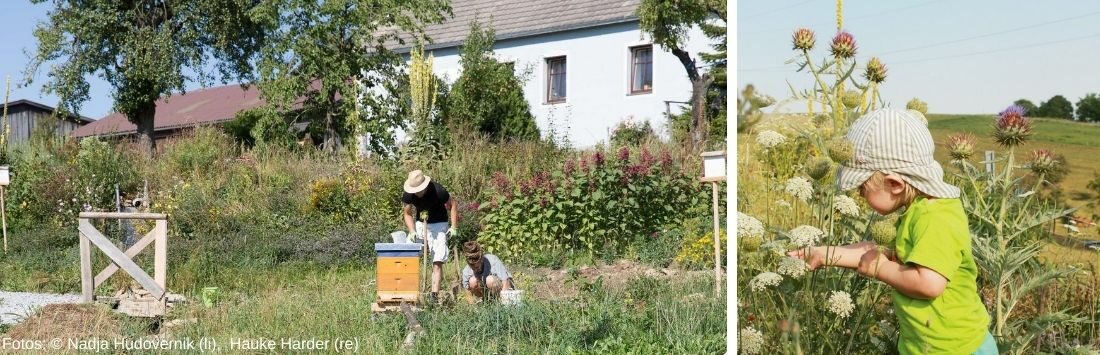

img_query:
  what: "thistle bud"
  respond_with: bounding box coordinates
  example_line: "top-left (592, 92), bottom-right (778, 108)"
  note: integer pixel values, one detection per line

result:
top-left (864, 57), bottom-right (887, 83)
top-left (994, 105), bottom-right (1033, 147)
top-left (830, 31), bottom-right (857, 59)
top-left (906, 98), bottom-right (928, 115)
top-left (1028, 149), bottom-right (1057, 175)
top-left (792, 28), bottom-right (816, 51)
top-left (841, 91), bottom-right (862, 109)
top-left (946, 133), bottom-right (976, 161)
top-left (826, 138), bottom-right (855, 164)
top-left (870, 219), bottom-right (896, 246)
top-left (806, 157), bottom-right (834, 180)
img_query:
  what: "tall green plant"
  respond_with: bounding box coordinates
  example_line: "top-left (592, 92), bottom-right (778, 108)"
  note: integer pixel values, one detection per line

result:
top-left (945, 105), bottom-right (1082, 354)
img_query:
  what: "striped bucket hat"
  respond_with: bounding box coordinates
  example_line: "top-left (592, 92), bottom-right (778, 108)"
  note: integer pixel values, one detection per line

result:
top-left (835, 109), bottom-right (960, 198)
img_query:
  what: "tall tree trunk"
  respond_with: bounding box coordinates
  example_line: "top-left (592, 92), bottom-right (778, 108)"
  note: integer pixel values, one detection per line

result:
top-left (322, 90), bottom-right (340, 152)
top-left (132, 100), bottom-right (157, 156)
top-left (671, 47), bottom-right (713, 150)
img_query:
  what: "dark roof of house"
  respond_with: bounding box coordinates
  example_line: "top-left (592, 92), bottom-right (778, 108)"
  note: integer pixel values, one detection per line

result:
top-left (6, 99), bottom-right (95, 124)
top-left (72, 84), bottom-right (265, 138)
top-left (399, 0), bottom-right (640, 51)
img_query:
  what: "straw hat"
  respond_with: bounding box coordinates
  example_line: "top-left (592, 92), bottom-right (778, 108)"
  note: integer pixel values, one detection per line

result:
top-left (403, 170), bottom-right (432, 194)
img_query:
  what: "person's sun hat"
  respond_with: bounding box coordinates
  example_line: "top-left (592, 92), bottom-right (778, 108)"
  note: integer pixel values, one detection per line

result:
top-left (404, 170), bottom-right (432, 194)
top-left (835, 108), bottom-right (960, 198)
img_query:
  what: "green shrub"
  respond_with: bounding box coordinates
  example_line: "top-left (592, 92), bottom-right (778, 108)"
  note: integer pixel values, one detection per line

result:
top-left (161, 127), bottom-right (236, 175)
top-left (609, 119), bottom-right (657, 147)
top-left (478, 146), bottom-right (703, 261)
top-left (447, 21), bottom-right (539, 141)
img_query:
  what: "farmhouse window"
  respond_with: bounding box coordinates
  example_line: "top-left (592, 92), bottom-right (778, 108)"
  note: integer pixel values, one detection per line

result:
top-left (546, 56), bottom-right (567, 103)
top-left (630, 45), bottom-right (653, 94)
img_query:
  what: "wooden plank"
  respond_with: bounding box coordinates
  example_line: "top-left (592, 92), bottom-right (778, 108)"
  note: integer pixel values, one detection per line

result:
top-left (78, 220), bottom-right (164, 299)
top-left (94, 228), bottom-right (157, 286)
top-left (377, 273), bottom-right (419, 292)
top-left (712, 181), bottom-right (722, 297)
top-left (154, 219), bottom-right (167, 289)
top-left (78, 212), bottom-right (167, 220)
top-left (377, 257), bottom-right (419, 274)
top-left (79, 224), bottom-right (94, 303)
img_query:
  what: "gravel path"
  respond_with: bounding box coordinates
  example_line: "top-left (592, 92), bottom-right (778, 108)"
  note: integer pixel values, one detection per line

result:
top-left (0, 291), bottom-right (82, 325)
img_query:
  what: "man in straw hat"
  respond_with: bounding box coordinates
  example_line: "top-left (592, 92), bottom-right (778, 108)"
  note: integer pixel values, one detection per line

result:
top-left (401, 170), bottom-right (458, 303)
top-left (460, 241), bottom-right (514, 303)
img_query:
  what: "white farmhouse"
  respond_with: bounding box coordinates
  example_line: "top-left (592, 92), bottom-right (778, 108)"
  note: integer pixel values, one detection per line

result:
top-left (408, 0), bottom-right (713, 147)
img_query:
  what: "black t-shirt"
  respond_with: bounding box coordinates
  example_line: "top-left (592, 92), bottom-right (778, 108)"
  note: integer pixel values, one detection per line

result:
top-left (401, 181), bottom-right (451, 223)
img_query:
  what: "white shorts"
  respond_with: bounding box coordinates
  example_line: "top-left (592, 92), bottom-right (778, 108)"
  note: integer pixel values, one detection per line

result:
top-left (415, 221), bottom-right (449, 263)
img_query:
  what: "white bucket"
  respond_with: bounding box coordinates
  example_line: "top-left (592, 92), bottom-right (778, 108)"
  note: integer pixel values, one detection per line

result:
top-left (390, 231), bottom-right (408, 244)
top-left (501, 289), bottom-right (524, 306)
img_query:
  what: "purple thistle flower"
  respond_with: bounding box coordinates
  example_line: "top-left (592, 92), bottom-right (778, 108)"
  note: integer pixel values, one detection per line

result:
top-left (999, 105), bottom-right (1027, 118)
top-left (995, 104), bottom-right (1033, 147)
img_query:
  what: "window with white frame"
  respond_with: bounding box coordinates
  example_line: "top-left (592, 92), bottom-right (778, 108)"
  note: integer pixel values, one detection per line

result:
top-left (630, 45), bottom-right (653, 94)
top-left (546, 56), bottom-right (567, 103)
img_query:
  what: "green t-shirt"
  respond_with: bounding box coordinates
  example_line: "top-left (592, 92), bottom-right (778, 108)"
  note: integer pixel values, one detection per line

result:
top-left (892, 197), bottom-right (990, 355)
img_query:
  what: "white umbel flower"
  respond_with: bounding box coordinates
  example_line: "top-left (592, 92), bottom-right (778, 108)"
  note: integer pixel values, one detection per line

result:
top-left (776, 199), bottom-right (792, 209)
top-left (740, 326), bottom-right (765, 354)
top-left (789, 225), bottom-right (824, 248)
top-left (756, 130), bottom-right (786, 149)
top-left (784, 177), bottom-right (814, 201)
top-left (826, 291), bottom-right (855, 318)
top-left (777, 257), bottom-right (809, 278)
top-left (749, 272), bottom-right (783, 292)
top-left (833, 195), bottom-right (860, 217)
top-left (738, 212), bottom-right (765, 239)
top-left (761, 241), bottom-right (787, 256)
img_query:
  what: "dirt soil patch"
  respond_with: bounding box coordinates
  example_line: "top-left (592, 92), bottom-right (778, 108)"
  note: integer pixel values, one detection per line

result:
top-left (522, 260), bottom-right (711, 301)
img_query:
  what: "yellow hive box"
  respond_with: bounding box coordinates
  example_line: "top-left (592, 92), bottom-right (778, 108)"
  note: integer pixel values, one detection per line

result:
top-left (375, 243), bottom-right (422, 303)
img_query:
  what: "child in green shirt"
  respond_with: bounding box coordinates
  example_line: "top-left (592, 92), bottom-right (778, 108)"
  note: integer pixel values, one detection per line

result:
top-left (788, 109), bottom-right (997, 354)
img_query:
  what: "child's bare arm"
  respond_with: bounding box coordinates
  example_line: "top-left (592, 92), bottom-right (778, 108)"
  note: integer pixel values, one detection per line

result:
top-left (858, 249), bottom-right (948, 299)
top-left (787, 241), bottom-right (892, 270)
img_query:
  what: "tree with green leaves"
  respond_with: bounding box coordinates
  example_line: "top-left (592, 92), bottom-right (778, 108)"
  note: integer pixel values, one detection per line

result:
top-left (638, 0), bottom-right (725, 149)
top-left (25, 0), bottom-right (267, 155)
top-left (699, 0), bottom-right (726, 148)
top-left (448, 21), bottom-right (539, 142)
top-left (1037, 95), bottom-right (1074, 120)
top-left (253, 0), bottom-right (450, 153)
top-left (1075, 93), bottom-right (1100, 122)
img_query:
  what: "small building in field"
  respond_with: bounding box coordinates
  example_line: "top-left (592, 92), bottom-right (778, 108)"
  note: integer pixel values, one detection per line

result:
top-left (71, 84), bottom-right (266, 143)
top-left (401, 0), bottom-right (715, 147)
top-left (3, 99), bottom-right (94, 146)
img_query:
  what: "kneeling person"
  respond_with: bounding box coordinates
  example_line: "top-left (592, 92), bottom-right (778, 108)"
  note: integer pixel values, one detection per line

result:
top-left (461, 241), bottom-right (513, 303)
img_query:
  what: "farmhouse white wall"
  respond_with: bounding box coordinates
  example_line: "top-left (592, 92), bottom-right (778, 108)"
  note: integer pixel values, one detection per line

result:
top-left (424, 21), bottom-right (712, 148)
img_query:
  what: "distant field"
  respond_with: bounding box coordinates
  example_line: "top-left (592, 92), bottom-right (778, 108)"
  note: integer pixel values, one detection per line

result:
top-left (926, 114), bottom-right (1100, 215)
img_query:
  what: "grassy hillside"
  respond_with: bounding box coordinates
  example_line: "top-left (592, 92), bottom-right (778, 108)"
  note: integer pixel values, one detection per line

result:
top-left (926, 114), bottom-right (1100, 217)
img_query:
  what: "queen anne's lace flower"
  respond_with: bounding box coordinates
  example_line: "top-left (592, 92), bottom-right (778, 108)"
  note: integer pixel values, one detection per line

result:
top-left (776, 200), bottom-right (791, 209)
top-left (789, 225), bottom-right (824, 248)
top-left (749, 272), bottom-right (783, 292)
top-left (740, 326), bottom-right (765, 354)
top-left (826, 291), bottom-right (855, 318)
top-left (833, 195), bottom-right (860, 217)
top-left (761, 241), bottom-right (787, 256)
top-left (756, 130), bottom-right (786, 149)
top-left (784, 177), bottom-right (814, 201)
top-left (777, 257), bottom-right (808, 278)
top-left (738, 212), bottom-right (765, 239)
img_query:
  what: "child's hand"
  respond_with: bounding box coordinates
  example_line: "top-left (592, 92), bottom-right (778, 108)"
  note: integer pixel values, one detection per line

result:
top-left (857, 248), bottom-right (891, 279)
top-left (786, 247), bottom-right (827, 270)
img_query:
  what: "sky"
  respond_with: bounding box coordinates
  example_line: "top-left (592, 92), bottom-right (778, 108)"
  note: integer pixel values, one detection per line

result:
top-left (737, 0), bottom-right (1100, 115)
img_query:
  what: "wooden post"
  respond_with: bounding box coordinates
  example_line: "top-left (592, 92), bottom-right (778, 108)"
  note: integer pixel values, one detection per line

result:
top-left (1, 186), bottom-right (7, 253)
top-left (79, 220), bottom-right (94, 303)
top-left (154, 219), bottom-right (167, 289)
top-left (712, 181), bottom-right (721, 297)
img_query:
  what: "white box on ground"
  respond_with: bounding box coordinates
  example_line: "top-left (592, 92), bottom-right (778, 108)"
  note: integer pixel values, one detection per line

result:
top-left (0, 166), bottom-right (9, 186)
top-left (701, 151), bottom-right (726, 181)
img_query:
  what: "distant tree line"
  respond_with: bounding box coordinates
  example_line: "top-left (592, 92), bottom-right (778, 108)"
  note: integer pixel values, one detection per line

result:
top-left (1014, 93), bottom-right (1100, 122)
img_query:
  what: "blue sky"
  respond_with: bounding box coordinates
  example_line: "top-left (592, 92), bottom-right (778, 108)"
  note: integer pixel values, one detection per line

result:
top-left (737, 0), bottom-right (1100, 115)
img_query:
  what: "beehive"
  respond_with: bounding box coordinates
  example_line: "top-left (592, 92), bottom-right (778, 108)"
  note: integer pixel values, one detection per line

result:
top-left (374, 243), bottom-right (422, 304)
